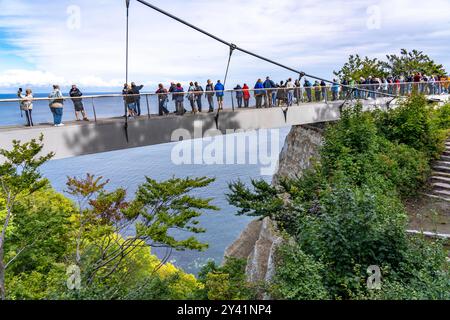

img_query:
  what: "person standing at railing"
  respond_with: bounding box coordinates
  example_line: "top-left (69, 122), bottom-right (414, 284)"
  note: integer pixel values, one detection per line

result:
top-left (187, 82), bottom-right (198, 114)
top-left (19, 88), bottom-right (34, 127)
top-left (243, 83), bottom-right (250, 108)
top-left (156, 83), bottom-right (170, 116)
top-left (49, 85), bottom-right (65, 127)
top-left (254, 79), bottom-right (264, 108)
top-left (406, 75), bottom-right (413, 95)
top-left (320, 80), bottom-right (328, 102)
top-left (234, 84), bottom-right (243, 108)
top-left (69, 85), bottom-right (89, 121)
top-left (428, 76), bottom-right (436, 95)
top-left (174, 83), bottom-right (185, 115)
top-left (303, 79), bottom-right (312, 103)
top-left (131, 82), bottom-right (144, 116)
top-left (124, 84), bottom-right (138, 117)
top-left (331, 80), bottom-right (340, 101)
top-left (276, 81), bottom-right (285, 106)
top-left (194, 82), bottom-right (204, 112)
top-left (285, 78), bottom-right (296, 107)
top-left (214, 80), bottom-right (225, 111)
top-left (263, 76), bottom-right (276, 108)
top-left (313, 81), bottom-right (321, 102)
top-left (442, 76), bottom-right (450, 94)
top-left (205, 80), bottom-right (215, 113)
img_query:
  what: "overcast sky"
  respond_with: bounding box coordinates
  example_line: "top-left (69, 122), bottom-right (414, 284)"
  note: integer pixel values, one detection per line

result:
top-left (0, 0), bottom-right (449, 93)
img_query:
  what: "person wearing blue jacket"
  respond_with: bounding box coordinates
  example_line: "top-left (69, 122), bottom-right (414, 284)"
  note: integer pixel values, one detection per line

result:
top-left (304, 79), bottom-right (312, 102)
top-left (214, 80), bottom-right (225, 110)
top-left (263, 76), bottom-right (276, 107)
top-left (174, 83), bottom-right (185, 115)
top-left (254, 79), bottom-right (264, 108)
top-left (331, 79), bottom-right (340, 101)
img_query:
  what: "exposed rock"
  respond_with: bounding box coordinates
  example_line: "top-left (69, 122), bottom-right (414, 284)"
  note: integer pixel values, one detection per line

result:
top-left (225, 124), bottom-right (326, 293)
top-left (272, 124), bottom-right (325, 185)
top-left (245, 217), bottom-right (283, 284)
top-left (224, 219), bottom-right (263, 260)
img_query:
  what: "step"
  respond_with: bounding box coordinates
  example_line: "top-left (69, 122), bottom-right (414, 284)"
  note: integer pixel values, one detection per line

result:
top-left (435, 161), bottom-right (450, 167)
top-left (433, 166), bottom-right (450, 174)
top-left (431, 176), bottom-right (450, 184)
top-left (422, 193), bottom-right (450, 203)
top-left (433, 189), bottom-right (450, 197)
top-left (441, 155), bottom-right (450, 162)
top-left (406, 230), bottom-right (450, 240)
top-left (432, 182), bottom-right (450, 190)
top-left (433, 171), bottom-right (450, 178)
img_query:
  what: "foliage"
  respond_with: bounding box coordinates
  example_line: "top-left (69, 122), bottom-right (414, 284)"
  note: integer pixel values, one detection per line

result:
top-left (333, 54), bottom-right (387, 80)
top-left (228, 95), bottom-right (450, 300)
top-left (1, 138), bottom-right (218, 300)
top-left (382, 49), bottom-right (447, 77)
top-left (0, 134), bottom-right (54, 300)
top-left (374, 94), bottom-right (446, 159)
top-left (227, 179), bottom-right (285, 220)
top-left (271, 243), bottom-right (329, 300)
top-left (431, 103), bottom-right (450, 132)
top-left (295, 184), bottom-right (409, 298)
top-left (62, 174), bottom-right (218, 298)
top-left (334, 49), bottom-right (447, 81)
top-left (197, 257), bottom-right (257, 300)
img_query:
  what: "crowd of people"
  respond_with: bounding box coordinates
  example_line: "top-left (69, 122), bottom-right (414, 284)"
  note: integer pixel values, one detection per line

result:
top-left (16, 84), bottom-right (89, 127)
top-left (14, 72), bottom-right (450, 127)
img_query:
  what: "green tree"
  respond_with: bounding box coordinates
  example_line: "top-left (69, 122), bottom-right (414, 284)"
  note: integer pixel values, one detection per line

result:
top-left (382, 49), bottom-right (446, 77)
top-left (198, 258), bottom-right (257, 300)
top-left (0, 135), bottom-right (53, 300)
top-left (334, 54), bottom-right (387, 80)
top-left (64, 174), bottom-right (218, 297)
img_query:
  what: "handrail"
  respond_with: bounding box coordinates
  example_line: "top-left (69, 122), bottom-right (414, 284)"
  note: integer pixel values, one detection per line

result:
top-left (1, 81), bottom-right (449, 103)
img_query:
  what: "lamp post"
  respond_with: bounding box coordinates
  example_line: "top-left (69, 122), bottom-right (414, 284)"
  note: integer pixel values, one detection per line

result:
top-left (124, 0), bottom-right (130, 141)
top-left (126, 0), bottom-right (130, 86)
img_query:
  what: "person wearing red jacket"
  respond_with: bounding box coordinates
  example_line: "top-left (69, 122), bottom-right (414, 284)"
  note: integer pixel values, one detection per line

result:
top-left (243, 83), bottom-right (250, 108)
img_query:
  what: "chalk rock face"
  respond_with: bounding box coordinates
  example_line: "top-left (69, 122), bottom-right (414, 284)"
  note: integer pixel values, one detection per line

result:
top-left (244, 217), bottom-right (283, 284)
top-left (224, 219), bottom-right (263, 261)
top-left (224, 124), bottom-right (325, 292)
top-left (272, 124), bottom-right (324, 185)
top-left (224, 217), bottom-right (282, 299)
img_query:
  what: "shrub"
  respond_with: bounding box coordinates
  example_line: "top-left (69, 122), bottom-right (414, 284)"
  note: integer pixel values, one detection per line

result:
top-left (197, 258), bottom-right (257, 300)
top-left (374, 94), bottom-right (445, 158)
top-left (271, 243), bottom-right (329, 300)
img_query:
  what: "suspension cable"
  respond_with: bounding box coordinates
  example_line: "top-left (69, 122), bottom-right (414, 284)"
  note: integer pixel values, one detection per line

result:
top-left (134, 0), bottom-right (400, 99)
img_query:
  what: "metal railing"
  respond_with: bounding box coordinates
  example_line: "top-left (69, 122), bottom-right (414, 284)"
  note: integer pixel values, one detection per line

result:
top-left (1, 82), bottom-right (449, 128)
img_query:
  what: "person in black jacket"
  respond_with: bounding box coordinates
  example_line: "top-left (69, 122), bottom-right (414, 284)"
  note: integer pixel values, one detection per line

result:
top-left (131, 82), bottom-right (144, 116)
top-left (69, 85), bottom-right (89, 121)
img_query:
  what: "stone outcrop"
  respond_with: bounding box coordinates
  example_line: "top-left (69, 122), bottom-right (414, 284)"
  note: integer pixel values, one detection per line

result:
top-left (272, 123), bottom-right (325, 184)
top-left (224, 124), bottom-right (325, 289)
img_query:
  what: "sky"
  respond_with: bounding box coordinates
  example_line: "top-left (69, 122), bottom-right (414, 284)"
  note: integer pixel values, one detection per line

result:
top-left (0, 0), bottom-right (449, 93)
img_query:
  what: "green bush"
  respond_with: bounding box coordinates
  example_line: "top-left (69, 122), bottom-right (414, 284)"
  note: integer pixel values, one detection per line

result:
top-left (374, 94), bottom-right (445, 159)
top-left (271, 243), bottom-right (329, 300)
top-left (227, 95), bottom-right (449, 300)
top-left (197, 258), bottom-right (257, 300)
top-left (432, 103), bottom-right (450, 131)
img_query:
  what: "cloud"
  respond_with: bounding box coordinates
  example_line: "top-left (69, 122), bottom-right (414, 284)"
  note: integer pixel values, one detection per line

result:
top-left (0, 0), bottom-right (449, 91)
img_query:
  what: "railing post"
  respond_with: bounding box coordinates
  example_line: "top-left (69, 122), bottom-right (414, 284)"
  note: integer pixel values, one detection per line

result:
top-left (146, 94), bottom-right (151, 119)
top-left (231, 90), bottom-right (235, 112)
top-left (91, 97), bottom-right (97, 122)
